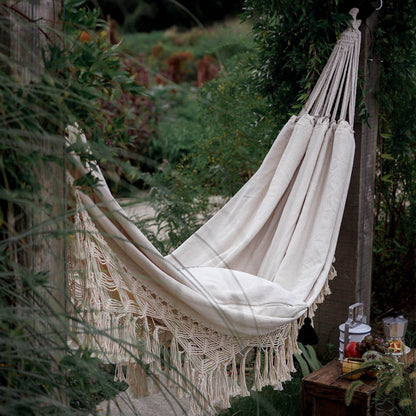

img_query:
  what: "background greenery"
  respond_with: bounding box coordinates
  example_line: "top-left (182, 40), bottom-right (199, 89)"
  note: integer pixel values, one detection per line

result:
top-left (128, 0), bottom-right (416, 317)
top-left (90, 0), bottom-right (243, 32)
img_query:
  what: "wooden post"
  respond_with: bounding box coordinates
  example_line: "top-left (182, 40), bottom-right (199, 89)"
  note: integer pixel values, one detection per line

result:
top-left (7, 0), bottom-right (65, 312)
top-left (9, 0), bottom-right (61, 82)
top-left (314, 10), bottom-right (379, 352)
top-left (0, 5), bottom-right (11, 74)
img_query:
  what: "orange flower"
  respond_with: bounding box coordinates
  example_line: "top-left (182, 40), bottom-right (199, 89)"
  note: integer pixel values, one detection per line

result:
top-left (79, 31), bottom-right (91, 43)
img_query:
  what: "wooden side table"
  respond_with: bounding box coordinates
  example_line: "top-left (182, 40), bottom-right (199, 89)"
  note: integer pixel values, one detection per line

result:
top-left (301, 359), bottom-right (376, 416)
top-left (301, 349), bottom-right (415, 416)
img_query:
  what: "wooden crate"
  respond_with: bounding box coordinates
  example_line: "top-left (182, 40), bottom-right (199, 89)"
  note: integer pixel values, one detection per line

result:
top-left (301, 359), bottom-right (376, 416)
top-left (301, 350), bottom-right (416, 416)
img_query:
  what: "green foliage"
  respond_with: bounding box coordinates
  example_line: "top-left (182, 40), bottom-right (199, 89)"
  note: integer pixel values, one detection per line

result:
top-left (63, 351), bottom-right (127, 411)
top-left (56, 0), bottom-right (159, 192)
top-left (347, 355), bottom-right (416, 416)
top-left (0, 263), bottom-right (128, 415)
top-left (217, 375), bottom-right (302, 416)
top-left (345, 379), bottom-right (364, 407)
top-left (122, 19), bottom-right (254, 64)
top-left (372, 0), bottom-right (416, 314)
top-left (180, 61), bottom-right (276, 197)
top-left (141, 48), bottom-right (279, 253)
top-left (242, 0), bottom-right (351, 127)
top-left (149, 84), bottom-right (200, 165)
top-left (0, 1), bottom-right (150, 414)
top-left (294, 343), bottom-right (322, 377)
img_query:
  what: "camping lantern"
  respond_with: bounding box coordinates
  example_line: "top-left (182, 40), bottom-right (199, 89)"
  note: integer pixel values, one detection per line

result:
top-left (339, 303), bottom-right (371, 361)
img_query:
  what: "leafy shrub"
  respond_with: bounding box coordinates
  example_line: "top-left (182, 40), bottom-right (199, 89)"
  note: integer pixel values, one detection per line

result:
top-left (0, 0), bottom-right (150, 413)
top-left (142, 49), bottom-right (279, 253)
top-left (372, 0), bottom-right (416, 314)
top-left (0, 288), bottom-right (127, 415)
top-left (242, 0), bottom-right (351, 126)
top-left (217, 376), bottom-right (302, 416)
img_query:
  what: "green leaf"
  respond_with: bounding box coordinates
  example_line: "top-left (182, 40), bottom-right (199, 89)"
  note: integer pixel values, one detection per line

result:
top-left (294, 353), bottom-right (310, 377)
top-left (381, 174), bottom-right (393, 183)
top-left (305, 344), bottom-right (322, 372)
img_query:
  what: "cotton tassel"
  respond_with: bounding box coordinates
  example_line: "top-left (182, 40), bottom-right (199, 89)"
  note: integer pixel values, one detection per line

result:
top-left (262, 347), bottom-right (269, 387)
top-left (273, 348), bottom-right (284, 391)
top-left (279, 343), bottom-right (290, 384)
top-left (218, 366), bottom-right (231, 410)
top-left (182, 357), bottom-right (193, 393)
top-left (287, 321), bottom-right (300, 372)
top-left (208, 369), bottom-right (219, 410)
top-left (163, 346), bottom-right (171, 389)
top-left (169, 338), bottom-right (183, 392)
top-left (269, 348), bottom-right (280, 389)
top-left (253, 348), bottom-right (263, 391)
top-left (207, 371), bottom-right (215, 406)
top-left (148, 362), bottom-right (161, 394)
top-left (229, 355), bottom-right (241, 396)
top-left (238, 349), bottom-right (250, 397)
top-left (267, 347), bottom-right (276, 386)
top-left (126, 363), bottom-right (149, 397)
top-left (211, 369), bottom-right (220, 406)
top-left (283, 345), bottom-right (293, 382)
top-left (207, 371), bottom-right (216, 409)
top-left (114, 363), bottom-right (126, 382)
top-left (151, 327), bottom-right (162, 371)
top-left (142, 319), bottom-right (153, 364)
top-left (189, 371), bottom-right (215, 416)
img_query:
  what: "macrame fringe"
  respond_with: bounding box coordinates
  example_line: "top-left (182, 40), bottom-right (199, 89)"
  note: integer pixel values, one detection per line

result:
top-left (67, 191), bottom-right (335, 416)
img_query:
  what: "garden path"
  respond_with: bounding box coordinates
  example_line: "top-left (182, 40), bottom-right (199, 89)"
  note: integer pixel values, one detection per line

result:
top-left (98, 390), bottom-right (190, 416)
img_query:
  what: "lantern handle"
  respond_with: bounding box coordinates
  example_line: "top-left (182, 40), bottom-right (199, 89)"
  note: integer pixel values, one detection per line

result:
top-left (347, 302), bottom-right (366, 325)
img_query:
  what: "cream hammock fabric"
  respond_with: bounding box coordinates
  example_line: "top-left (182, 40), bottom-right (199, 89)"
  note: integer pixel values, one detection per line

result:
top-left (67, 11), bottom-right (361, 415)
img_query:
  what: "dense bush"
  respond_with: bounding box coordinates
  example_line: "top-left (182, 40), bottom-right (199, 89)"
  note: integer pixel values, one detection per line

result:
top-left (371, 0), bottom-right (416, 314)
top-left (242, 0), bottom-right (352, 127)
top-left (0, 0), bottom-right (147, 413)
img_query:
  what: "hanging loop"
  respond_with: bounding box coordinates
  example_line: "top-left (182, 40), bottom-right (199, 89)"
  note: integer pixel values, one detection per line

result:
top-left (300, 9), bottom-right (361, 124)
top-left (376, 0), bottom-right (383, 11)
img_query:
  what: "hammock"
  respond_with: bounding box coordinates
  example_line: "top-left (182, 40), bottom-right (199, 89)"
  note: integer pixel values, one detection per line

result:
top-left (67, 10), bottom-right (361, 415)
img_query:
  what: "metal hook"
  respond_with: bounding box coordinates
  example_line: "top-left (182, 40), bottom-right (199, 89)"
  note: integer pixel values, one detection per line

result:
top-left (376, 0), bottom-right (383, 11)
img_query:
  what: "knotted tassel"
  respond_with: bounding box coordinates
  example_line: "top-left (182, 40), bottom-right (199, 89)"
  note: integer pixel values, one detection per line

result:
top-left (238, 350), bottom-right (250, 397)
top-left (126, 362), bottom-right (149, 397)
